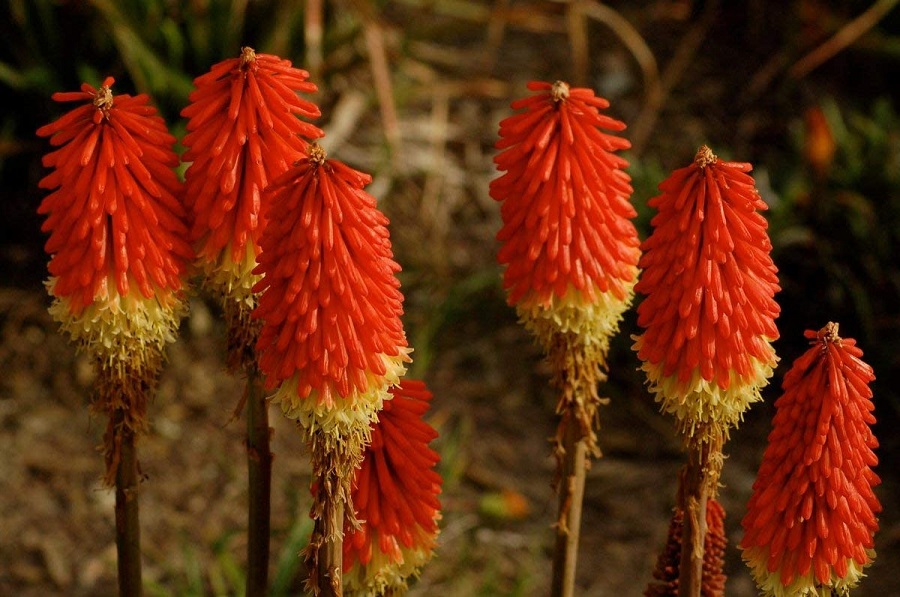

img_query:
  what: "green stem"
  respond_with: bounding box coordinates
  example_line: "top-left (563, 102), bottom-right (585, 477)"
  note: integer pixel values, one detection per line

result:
top-left (114, 417), bottom-right (143, 597)
top-left (246, 369), bottom-right (272, 597)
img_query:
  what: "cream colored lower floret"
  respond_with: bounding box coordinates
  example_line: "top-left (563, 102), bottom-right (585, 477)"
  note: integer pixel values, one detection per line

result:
top-left (634, 335), bottom-right (777, 439)
top-left (47, 276), bottom-right (186, 375)
top-left (200, 242), bottom-right (260, 308)
top-left (344, 540), bottom-right (436, 597)
top-left (516, 277), bottom-right (638, 355)
top-left (272, 348), bottom-right (412, 452)
top-left (742, 546), bottom-right (873, 597)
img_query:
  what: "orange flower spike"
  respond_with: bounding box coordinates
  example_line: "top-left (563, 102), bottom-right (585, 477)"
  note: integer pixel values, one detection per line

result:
top-left (343, 380), bottom-right (442, 595)
top-left (741, 323), bottom-right (880, 597)
top-left (633, 145), bottom-right (780, 439)
top-left (37, 77), bottom-right (192, 371)
top-left (490, 80), bottom-right (640, 354)
top-left (253, 144), bottom-right (410, 445)
top-left (181, 47), bottom-right (323, 305)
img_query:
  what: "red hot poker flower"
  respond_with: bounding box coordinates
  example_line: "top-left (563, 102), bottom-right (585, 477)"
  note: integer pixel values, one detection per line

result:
top-left (181, 47), bottom-right (323, 304)
top-left (633, 146), bottom-right (780, 440)
top-left (253, 144), bottom-right (410, 445)
top-left (36, 76), bottom-right (192, 370)
top-left (343, 380), bottom-right (442, 594)
top-left (645, 498), bottom-right (727, 597)
top-left (741, 323), bottom-right (880, 596)
top-left (490, 80), bottom-right (640, 354)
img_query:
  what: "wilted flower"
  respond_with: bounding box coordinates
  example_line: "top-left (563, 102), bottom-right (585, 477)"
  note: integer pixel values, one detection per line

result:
top-left (343, 380), bottom-right (442, 595)
top-left (741, 322), bottom-right (880, 596)
top-left (645, 498), bottom-right (727, 597)
top-left (181, 47), bottom-right (322, 309)
top-left (253, 143), bottom-right (410, 449)
top-left (633, 145), bottom-right (780, 441)
top-left (490, 80), bottom-right (640, 356)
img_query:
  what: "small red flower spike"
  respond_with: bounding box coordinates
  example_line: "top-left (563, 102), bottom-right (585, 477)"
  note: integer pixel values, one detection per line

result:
top-left (490, 80), bottom-right (640, 356)
top-left (181, 47), bottom-right (323, 308)
top-left (36, 76), bottom-right (192, 374)
top-left (645, 499), bottom-right (727, 597)
top-left (343, 380), bottom-right (442, 594)
top-left (741, 323), bottom-right (880, 596)
top-left (253, 143), bottom-right (410, 448)
top-left (633, 145), bottom-right (780, 441)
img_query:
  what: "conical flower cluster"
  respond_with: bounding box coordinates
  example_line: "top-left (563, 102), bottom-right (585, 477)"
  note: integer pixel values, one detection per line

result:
top-left (343, 380), bottom-right (442, 595)
top-left (741, 323), bottom-right (880, 597)
top-left (253, 143), bottom-right (410, 448)
top-left (36, 76), bottom-right (191, 379)
top-left (181, 47), bottom-right (322, 310)
top-left (645, 498), bottom-right (727, 597)
top-left (634, 145), bottom-right (780, 440)
top-left (490, 80), bottom-right (640, 357)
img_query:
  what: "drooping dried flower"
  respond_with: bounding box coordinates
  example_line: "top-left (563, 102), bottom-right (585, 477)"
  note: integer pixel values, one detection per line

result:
top-left (633, 145), bottom-right (780, 441)
top-left (645, 498), bottom-right (727, 597)
top-left (741, 322), bottom-right (880, 596)
top-left (343, 380), bottom-right (442, 595)
top-left (181, 47), bottom-right (322, 311)
top-left (253, 143), bottom-right (410, 450)
top-left (490, 80), bottom-right (640, 357)
top-left (36, 76), bottom-right (191, 479)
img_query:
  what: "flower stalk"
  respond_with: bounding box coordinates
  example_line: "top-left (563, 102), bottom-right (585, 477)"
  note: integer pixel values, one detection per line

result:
top-left (180, 47), bottom-right (323, 596)
top-left (114, 415), bottom-right (142, 596)
top-left (253, 143), bottom-right (409, 594)
top-left (490, 80), bottom-right (641, 596)
top-left (634, 145), bottom-right (780, 596)
top-left (36, 77), bottom-right (192, 596)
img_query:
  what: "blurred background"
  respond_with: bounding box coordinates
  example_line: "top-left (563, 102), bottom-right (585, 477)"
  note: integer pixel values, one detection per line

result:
top-left (1, 0), bottom-right (898, 595)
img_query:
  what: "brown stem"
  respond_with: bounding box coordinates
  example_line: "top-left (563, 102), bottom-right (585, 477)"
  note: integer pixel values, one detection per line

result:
top-left (305, 435), bottom-right (357, 597)
top-left (677, 450), bottom-right (708, 597)
top-left (114, 416), bottom-right (143, 597)
top-left (246, 369), bottom-right (272, 597)
top-left (677, 430), bottom-right (724, 597)
top-left (547, 334), bottom-right (606, 597)
top-left (317, 496), bottom-right (344, 597)
top-left (550, 408), bottom-right (588, 597)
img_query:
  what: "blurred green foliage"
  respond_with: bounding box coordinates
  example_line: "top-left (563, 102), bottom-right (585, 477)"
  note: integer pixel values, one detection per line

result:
top-left (768, 95), bottom-right (900, 416)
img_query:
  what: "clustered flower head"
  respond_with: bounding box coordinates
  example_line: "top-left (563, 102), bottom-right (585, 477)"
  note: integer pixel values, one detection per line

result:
top-left (343, 380), bottom-right (442, 596)
top-left (181, 47), bottom-right (323, 307)
top-left (741, 322), bottom-right (880, 597)
top-left (252, 143), bottom-right (410, 450)
top-left (36, 76), bottom-right (192, 377)
top-left (634, 145), bottom-right (780, 441)
top-left (645, 498), bottom-right (727, 597)
top-left (490, 80), bottom-right (641, 357)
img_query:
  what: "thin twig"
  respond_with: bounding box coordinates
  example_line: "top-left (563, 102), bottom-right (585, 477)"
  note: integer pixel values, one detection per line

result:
top-left (305, 0), bottom-right (325, 84)
top-left (628, 0), bottom-right (718, 156)
top-left (566, 2), bottom-right (590, 87)
top-left (579, 0), bottom-right (660, 105)
top-left (349, 0), bottom-right (402, 169)
top-left (484, 0), bottom-right (512, 74)
top-left (789, 0), bottom-right (899, 78)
